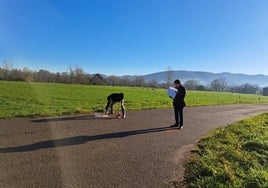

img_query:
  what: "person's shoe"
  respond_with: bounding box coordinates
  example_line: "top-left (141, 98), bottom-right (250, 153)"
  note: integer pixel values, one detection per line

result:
top-left (179, 126), bottom-right (184, 129)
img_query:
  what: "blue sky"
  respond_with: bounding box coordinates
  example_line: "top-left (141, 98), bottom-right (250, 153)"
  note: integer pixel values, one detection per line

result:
top-left (1, 0), bottom-right (268, 76)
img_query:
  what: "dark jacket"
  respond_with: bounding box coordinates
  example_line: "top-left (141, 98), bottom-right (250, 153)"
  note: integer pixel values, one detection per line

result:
top-left (173, 86), bottom-right (186, 107)
top-left (107, 93), bottom-right (124, 102)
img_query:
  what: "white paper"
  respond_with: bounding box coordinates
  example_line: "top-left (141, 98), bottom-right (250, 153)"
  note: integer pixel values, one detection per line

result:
top-left (167, 87), bottom-right (177, 99)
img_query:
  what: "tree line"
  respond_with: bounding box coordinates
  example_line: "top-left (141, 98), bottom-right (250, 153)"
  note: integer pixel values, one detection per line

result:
top-left (0, 61), bottom-right (262, 94)
top-left (0, 61), bottom-right (149, 86)
top-left (183, 79), bottom-right (262, 94)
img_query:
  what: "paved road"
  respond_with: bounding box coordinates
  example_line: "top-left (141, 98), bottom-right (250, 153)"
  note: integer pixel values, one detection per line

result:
top-left (1, 104), bottom-right (268, 188)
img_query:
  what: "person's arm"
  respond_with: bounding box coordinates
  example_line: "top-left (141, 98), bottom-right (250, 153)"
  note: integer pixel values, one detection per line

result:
top-left (178, 87), bottom-right (185, 99)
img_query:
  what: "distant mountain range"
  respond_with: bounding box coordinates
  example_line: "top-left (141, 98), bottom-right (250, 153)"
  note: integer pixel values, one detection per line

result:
top-left (141, 70), bottom-right (268, 87)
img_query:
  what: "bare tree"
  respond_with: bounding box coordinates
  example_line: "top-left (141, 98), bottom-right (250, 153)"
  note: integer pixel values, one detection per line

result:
top-left (74, 66), bottom-right (84, 84)
top-left (106, 75), bottom-right (119, 86)
top-left (184, 80), bottom-right (200, 90)
top-left (10, 68), bottom-right (23, 81)
top-left (2, 60), bottom-right (13, 80)
top-left (120, 77), bottom-right (131, 86)
top-left (210, 78), bottom-right (227, 92)
top-left (68, 65), bottom-right (87, 84)
top-left (230, 83), bottom-right (261, 94)
top-left (60, 72), bottom-right (69, 84)
top-left (22, 67), bottom-right (33, 82)
top-left (68, 66), bottom-right (74, 83)
top-left (148, 79), bottom-right (158, 88)
top-left (133, 76), bottom-right (145, 87)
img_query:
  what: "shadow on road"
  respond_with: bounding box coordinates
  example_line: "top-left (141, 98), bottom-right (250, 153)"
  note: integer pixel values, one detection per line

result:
top-left (0, 126), bottom-right (175, 153)
top-left (31, 114), bottom-right (114, 123)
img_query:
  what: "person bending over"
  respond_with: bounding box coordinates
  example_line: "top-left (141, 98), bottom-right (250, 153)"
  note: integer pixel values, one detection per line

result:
top-left (105, 93), bottom-right (126, 118)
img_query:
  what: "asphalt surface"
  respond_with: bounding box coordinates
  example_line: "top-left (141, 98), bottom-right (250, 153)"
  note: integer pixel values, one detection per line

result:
top-left (1, 104), bottom-right (268, 188)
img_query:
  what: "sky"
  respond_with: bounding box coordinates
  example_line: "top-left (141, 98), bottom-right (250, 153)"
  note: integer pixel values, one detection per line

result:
top-left (0, 0), bottom-right (268, 76)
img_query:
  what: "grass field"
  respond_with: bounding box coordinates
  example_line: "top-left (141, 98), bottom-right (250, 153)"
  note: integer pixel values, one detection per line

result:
top-left (1, 81), bottom-right (268, 118)
top-left (185, 113), bottom-right (268, 187)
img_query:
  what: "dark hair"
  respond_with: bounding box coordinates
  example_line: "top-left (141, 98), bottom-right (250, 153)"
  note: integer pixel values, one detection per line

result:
top-left (174, 79), bottom-right (181, 84)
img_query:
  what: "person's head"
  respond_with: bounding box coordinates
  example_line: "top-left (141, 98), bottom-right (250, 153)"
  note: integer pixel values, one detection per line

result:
top-left (174, 79), bottom-right (181, 87)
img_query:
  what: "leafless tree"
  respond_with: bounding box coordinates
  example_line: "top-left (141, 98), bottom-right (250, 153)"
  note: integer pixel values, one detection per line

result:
top-left (184, 80), bottom-right (200, 90)
top-left (60, 72), bottom-right (69, 84)
top-left (210, 78), bottom-right (227, 92)
top-left (2, 60), bottom-right (13, 80)
top-left (133, 76), bottom-right (145, 87)
top-left (68, 65), bottom-right (87, 84)
top-left (22, 67), bottom-right (33, 82)
top-left (106, 75), bottom-right (119, 86)
top-left (74, 66), bottom-right (84, 84)
top-left (148, 79), bottom-right (158, 88)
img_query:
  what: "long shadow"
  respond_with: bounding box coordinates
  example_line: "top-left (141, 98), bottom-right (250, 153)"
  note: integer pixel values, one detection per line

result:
top-left (31, 114), bottom-right (113, 123)
top-left (0, 126), bottom-right (174, 153)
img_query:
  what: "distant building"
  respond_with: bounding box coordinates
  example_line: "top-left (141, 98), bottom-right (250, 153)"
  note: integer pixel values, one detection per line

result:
top-left (263, 87), bottom-right (268, 96)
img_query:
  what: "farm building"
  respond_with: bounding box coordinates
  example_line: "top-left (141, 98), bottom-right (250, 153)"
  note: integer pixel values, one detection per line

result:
top-left (263, 87), bottom-right (268, 96)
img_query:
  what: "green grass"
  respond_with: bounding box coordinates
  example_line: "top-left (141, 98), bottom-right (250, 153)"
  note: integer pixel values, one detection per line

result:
top-left (184, 113), bottom-right (268, 188)
top-left (1, 81), bottom-right (268, 118)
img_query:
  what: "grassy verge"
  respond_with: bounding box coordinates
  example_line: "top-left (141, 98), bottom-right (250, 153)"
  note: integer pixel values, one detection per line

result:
top-left (184, 113), bottom-right (268, 188)
top-left (1, 81), bottom-right (268, 118)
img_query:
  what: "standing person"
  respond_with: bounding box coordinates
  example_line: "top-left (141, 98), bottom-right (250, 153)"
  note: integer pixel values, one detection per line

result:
top-left (170, 79), bottom-right (186, 129)
top-left (105, 93), bottom-right (126, 118)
